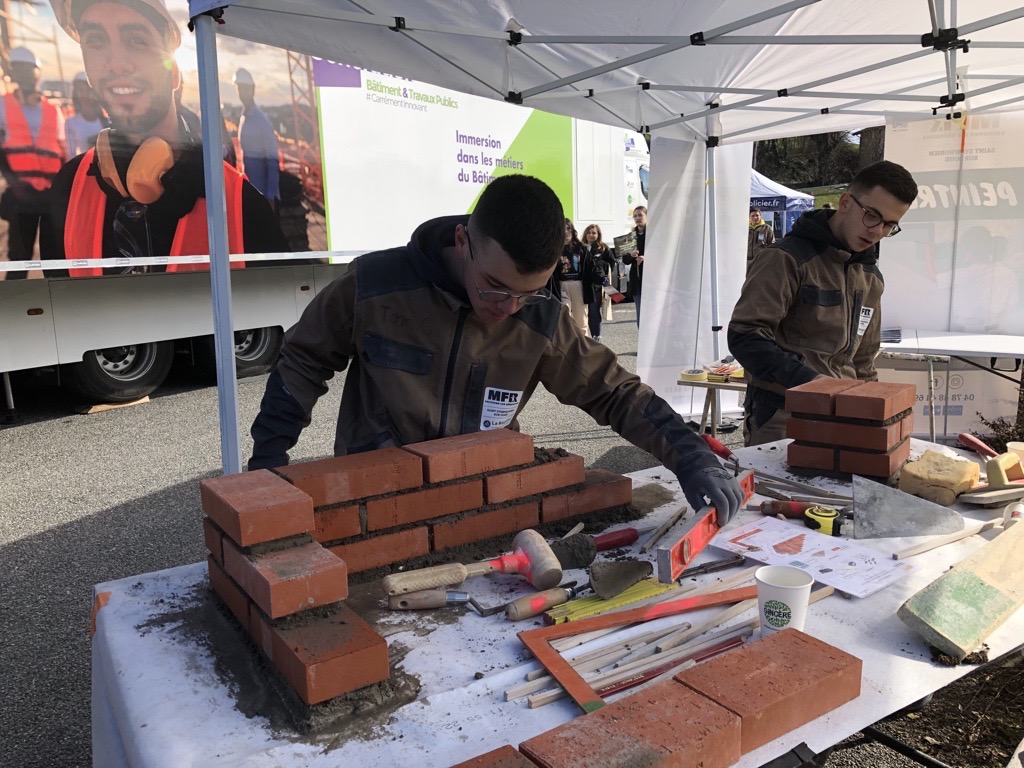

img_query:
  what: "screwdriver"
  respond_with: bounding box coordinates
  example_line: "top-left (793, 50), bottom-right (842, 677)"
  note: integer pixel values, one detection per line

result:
top-left (504, 586), bottom-right (578, 621)
top-left (750, 499), bottom-right (822, 518)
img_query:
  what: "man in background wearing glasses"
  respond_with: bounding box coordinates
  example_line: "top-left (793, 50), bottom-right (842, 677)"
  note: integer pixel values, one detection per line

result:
top-left (250, 174), bottom-right (744, 523)
top-left (728, 160), bottom-right (918, 446)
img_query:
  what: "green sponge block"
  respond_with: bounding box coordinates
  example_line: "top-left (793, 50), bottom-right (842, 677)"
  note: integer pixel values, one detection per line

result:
top-left (898, 522), bottom-right (1024, 660)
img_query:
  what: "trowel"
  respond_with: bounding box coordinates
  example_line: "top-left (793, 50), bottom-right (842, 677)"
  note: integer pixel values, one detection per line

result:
top-left (852, 474), bottom-right (965, 539)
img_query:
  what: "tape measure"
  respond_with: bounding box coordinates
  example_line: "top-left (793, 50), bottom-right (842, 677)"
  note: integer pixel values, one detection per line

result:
top-left (803, 506), bottom-right (842, 536)
top-left (680, 368), bottom-right (708, 382)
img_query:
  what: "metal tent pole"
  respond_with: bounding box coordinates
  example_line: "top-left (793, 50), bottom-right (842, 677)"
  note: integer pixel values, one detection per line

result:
top-left (194, 10), bottom-right (242, 475)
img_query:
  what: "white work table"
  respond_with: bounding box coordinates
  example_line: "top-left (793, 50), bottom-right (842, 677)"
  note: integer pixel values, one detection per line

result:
top-left (882, 328), bottom-right (1024, 359)
top-left (92, 440), bottom-right (1024, 768)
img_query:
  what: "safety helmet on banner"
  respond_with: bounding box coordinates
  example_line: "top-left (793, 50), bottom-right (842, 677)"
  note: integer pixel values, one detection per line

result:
top-left (232, 68), bottom-right (255, 86)
top-left (9, 46), bottom-right (41, 67)
top-left (50, 0), bottom-right (181, 50)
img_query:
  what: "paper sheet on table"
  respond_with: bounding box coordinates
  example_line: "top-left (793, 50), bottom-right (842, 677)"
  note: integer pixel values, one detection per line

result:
top-left (713, 517), bottom-right (916, 598)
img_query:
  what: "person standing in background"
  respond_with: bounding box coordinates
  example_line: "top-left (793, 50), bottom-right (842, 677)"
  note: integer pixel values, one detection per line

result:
top-left (64, 72), bottom-right (106, 159)
top-left (581, 223), bottom-right (614, 341)
top-left (0, 46), bottom-right (65, 279)
top-left (746, 207), bottom-right (775, 272)
top-left (554, 218), bottom-right (592, 334)
top-left (234, 68), bottom-right (280, 208)
top-left (622, 205), bottom-right (646, 326)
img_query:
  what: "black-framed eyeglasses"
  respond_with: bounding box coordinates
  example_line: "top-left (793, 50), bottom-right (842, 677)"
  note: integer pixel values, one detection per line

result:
top-left (465, 231), bottom-right (553, 306)
top-left (849, 194), bottom-right (902, 237)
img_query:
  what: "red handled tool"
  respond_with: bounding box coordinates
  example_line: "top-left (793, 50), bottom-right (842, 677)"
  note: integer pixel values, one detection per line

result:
top-left (593, 528), bottom-right (639, 550)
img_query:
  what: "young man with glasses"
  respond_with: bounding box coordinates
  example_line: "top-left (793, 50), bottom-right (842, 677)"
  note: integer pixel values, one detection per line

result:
top-left (728, 160), bottom-right (918, 446)
top-left (250, 174), bottom-right (745, 523)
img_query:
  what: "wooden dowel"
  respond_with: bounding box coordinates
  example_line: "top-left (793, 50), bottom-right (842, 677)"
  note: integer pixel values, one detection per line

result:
top-left (892, 517), bottom-right (1003, 560)
top-left (639, 505), bottom-right (689, 553)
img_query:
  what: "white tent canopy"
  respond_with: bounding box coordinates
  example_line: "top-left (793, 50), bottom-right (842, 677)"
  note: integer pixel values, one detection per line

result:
top-left (185, 1), bottom-right (1024, 471)
top-left (750, 169), bottom-right (814, 212)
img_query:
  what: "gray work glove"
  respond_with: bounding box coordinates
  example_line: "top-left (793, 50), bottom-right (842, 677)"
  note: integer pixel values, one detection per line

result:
top-left (680, 466), bottom-right (744, 525)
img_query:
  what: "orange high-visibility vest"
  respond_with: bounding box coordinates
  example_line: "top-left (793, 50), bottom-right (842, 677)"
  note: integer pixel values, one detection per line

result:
top-left (64, 147), bottom-right (246, 277)
top-left (2, 93), bottom-right (63, 191)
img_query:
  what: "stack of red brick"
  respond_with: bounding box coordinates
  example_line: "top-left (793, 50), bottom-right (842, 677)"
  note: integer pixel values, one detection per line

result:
top-left (785, 379), bottom-right (917, 479)
top-left (453, 629), bottom-right (862, 768)
top-left (200, 429), bottom-right (633, 706)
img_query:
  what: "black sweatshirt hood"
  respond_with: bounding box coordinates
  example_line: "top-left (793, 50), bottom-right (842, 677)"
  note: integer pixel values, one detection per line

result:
top-left (790, 208), bottom-right (878, 264)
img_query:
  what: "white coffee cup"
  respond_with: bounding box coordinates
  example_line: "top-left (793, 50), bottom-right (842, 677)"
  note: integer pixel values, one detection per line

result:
top-left (755, 565), bottom-right (814, 635)
top-left (1006, 441), bottom-right (1024, 461)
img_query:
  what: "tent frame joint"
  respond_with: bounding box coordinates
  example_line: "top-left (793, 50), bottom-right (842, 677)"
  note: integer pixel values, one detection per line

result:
top-left (505, 91), bottom-right (523, 104)
top-left (921, 28), bottom-right (969, 54)
top-left (187, 6), bottom-right (224, 33)
top-left (777, 88), bottom-right (788, 98)
top-left (389, 16), bottom-right (407, 31)
top-left (706, 136), bottom-right (720, 148)
top-left (938, 92), bottom-right (966, 107)
top-left (507, 30), bottom-right (522, 46)
top-left (690, 31), bottom-right (705, 46)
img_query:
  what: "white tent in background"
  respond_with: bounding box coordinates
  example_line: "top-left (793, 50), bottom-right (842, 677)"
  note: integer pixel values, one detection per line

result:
top-left (183, 1), bottom-right (1024, 472)
top-left (750, 169), bottom-right (815, 236)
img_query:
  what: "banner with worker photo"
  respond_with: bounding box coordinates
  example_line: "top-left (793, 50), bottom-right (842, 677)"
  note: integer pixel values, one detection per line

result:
top-left (315, 61), bottom-right (574, 255)
top-left (883, 110), bottom-right (1024, 335)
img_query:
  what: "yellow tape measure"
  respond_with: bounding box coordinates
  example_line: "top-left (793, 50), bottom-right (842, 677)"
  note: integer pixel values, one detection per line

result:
top-left (803, 506), bottom-right (842, 536)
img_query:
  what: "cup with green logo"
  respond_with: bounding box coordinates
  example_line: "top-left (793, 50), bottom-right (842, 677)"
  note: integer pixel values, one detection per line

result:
top-left (755, 565), bottom-right (813, 635)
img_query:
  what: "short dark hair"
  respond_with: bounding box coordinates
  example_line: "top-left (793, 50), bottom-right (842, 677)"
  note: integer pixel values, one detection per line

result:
top-left (749, 206), bottom-right (761, 214)
top-left (848, 160), bottom-right (918, 205)
top-left (469, 175), bottom-right (564, 273)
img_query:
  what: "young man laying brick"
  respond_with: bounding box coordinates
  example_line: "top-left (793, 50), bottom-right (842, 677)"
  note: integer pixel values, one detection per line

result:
top-left (728, 160), bottom-right (919, 446)
top-left (249, 174), bottom-right (743, 522)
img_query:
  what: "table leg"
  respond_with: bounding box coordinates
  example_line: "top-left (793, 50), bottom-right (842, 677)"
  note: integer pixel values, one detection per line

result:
top-left (699, 390), bottom-right (713, 435)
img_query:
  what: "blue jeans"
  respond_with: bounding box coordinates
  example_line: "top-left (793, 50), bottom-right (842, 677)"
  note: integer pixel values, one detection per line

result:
top-left (633, 291), bottom-right (642, 327)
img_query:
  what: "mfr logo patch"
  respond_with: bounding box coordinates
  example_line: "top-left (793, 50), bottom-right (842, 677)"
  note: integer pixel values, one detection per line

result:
top-left (480, 387), bottom-right (522, 430)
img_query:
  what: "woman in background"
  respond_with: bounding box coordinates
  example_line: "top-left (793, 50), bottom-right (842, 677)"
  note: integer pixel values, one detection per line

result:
top-left (556, 219), bottom-right (600, 335)
top-left (581, 223), bottom-right (615, 341)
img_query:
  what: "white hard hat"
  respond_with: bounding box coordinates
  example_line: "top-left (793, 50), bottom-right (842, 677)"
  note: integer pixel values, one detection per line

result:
top-left (9, 46), bottom-right (40, 67)
top-left (232, 68), bottom-right (255, 86)
top-left (52, 0), bottom-right (181, 51)
top-left (73, 71), bottom-right (89, 83)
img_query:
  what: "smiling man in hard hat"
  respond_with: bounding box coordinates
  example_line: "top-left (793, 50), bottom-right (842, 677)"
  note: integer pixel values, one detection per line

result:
top-left (0, 45), bottom-right (66, 280)
top-left (44, 0), bottom-right (288, 275)
top-left (233, 67), bottom-right (280, 208)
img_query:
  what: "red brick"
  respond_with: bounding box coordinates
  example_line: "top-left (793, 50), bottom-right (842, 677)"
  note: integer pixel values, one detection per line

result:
top-left (313, 504), bottom-right (361, 544)
top-left (200, 470), bottom-right (313, 547)
top-left (222, 538), bottom-right (348, 619)
top-left (249, 602), bottom-right (389, 705)
top-left (432, 502), bottom-right (539, 551)
top-left (540, 470), bottom-right (632, 523)
top-left (833, 381), bottom-right (916, 422)
top-left (901, 412), bottom-right (915, 440)
top-left (675, 629), bottom-right (861, 754)
top-left (450, 746), bottom-right (538, 768)
top-left (276, 447), bottom-right (423, 507)
top-left (207, 556), bottom-right (250, 631)
top-left (839, 438), bottom-right (911, 478)
top-left (366, 480), bottom-right (483, 531)
top-left (787, 443), bottom-right (837, 472)
top-left (784, 378), bottom-right (862, 416)
top-left (403, 429), bottom-right (535, 483)
top-left (485, 454), bottom-right (585, 503)
top-left (329, 527), bottom-right (429, 573)
top-left (203, 517), bottom-right (224, 564)
top-left (519, 679), bottom-right (740, 768)
top-left (786, 417), bottom-right (902, 452)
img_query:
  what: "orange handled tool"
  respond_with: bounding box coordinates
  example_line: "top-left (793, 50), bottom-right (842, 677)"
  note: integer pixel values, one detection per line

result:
top-left (505, 586), bottom-right (578, 621)
top-left (755, 500), bottom-right (822, 519)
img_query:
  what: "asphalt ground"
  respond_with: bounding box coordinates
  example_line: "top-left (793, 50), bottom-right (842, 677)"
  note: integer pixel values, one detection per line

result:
top-left (1, 301), bottom-right (923, 768)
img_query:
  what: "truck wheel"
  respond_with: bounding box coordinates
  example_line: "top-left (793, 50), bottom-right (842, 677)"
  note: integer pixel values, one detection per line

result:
top-left (62, 341), bottom-right (175, 403)
top-left (192, 327), bottom-right (283, 379)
